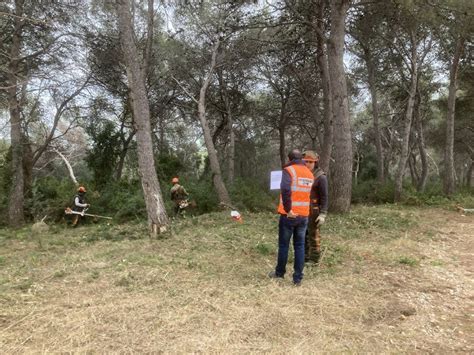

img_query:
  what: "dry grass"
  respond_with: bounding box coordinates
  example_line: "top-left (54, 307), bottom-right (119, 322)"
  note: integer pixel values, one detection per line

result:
top-left (0, 206), bottom-right (472, 353)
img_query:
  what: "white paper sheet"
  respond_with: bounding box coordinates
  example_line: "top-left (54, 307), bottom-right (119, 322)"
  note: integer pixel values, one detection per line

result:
top-left (270, 170), bottom-right (282, 190)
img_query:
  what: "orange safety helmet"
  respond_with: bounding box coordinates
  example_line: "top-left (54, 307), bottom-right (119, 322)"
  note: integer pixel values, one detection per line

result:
top-left (78, 186), bottom-right (86, 193)
top-left (171, 177), bottom-right (179, 184)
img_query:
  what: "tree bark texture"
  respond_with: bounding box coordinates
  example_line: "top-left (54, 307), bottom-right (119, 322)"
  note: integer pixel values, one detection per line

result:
top-left (443, 35), bottom-right (465, 196)
top-left (327, 0), bottom-right (352, 213)
top-left (315, 0), bottom-right (333, 174)
top-left (226, 104), bottom-right (235, 185)
top-left (7, 0), bottom-right (25, 227)
top-left (279, 125), bottom-right (286, 168)
top-left (414, 94), bottom-right (428, 192)
top-left (408, 152), bottom-right (419, 187)
top-left (394, 33), bottom-right (418, 202)
top-left (197, 38), bottom-right (231, 205)
top-left (143, 0), bottom-right (154, 80)
top-left (117, 0), bottom-right (168, 234)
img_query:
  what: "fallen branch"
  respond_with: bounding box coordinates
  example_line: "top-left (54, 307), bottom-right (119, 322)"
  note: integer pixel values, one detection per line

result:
top-left (53, 149), bottom-right (78, 185)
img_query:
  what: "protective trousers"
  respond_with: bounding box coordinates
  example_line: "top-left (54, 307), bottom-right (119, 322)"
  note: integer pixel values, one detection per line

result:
top-left (305, 211), bottom-right (322, 263)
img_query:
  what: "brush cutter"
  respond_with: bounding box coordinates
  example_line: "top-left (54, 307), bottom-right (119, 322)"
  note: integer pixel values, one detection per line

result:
top-left (65, 207), bottom-right (112, 220)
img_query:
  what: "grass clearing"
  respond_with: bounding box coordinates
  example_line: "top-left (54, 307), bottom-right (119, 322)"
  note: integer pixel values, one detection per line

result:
top-left (0, 205), bottom-right (472, 353)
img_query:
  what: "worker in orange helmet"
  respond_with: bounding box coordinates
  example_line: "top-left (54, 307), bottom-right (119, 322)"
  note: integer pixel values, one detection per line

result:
top-left (170, 177), bottom-right (189, 217)
top-left (71, 186), bottom-right (90, 227)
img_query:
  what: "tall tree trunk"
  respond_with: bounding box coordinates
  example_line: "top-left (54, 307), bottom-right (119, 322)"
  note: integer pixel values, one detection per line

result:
top-left (277, 90), bottom-right (290, 167)
top-left (217, 70), bottom-right (235, 185)
top-left (408, 152), bottom-right (419, 188)
top-left (414, 94), bottom-right (428, 192)
top-left (365, 50), bottom-right (384, 183)
top-left (466, 157), bottom-right (472, 188)
top-left (197, 38), bottom-right (231, 205)
top-left (115, 132), bottom-right (135, 180)
top-left (279, 125), bottom-right (286, 167)
top-left (226, 107), bottom-right (235, 185)
top-left (353, 150), bottom-right (360, 186)
top-left (394, 33), bottom-right (418, 202)
top-left (315, 0), bottom-right (333, 173)
top-left (116, 0), bottom-right (168, 235)
top-left (327, 0), bottom-right (352, 213)
top-left (443, 35), bottom-right (465, 196)
top-left (383, 126), bottom-right (395, 180)
top-left (394, 78), bottom-right (417, 201)
top-left (143, 0), bottom-right (154, 81)
top-left (7, 0), bottom-right (25, 227)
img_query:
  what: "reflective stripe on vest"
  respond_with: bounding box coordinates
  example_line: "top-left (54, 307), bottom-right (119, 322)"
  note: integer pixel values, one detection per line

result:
top-left (277, 164), bottom-right (314, 217)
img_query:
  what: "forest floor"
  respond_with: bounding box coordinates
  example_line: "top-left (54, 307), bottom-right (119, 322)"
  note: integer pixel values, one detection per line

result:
top-left (0, 205), bottom-right (473, 353)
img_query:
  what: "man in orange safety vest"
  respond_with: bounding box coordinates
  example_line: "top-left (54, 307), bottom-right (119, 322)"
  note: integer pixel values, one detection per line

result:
top-left (269, 149), bottom-right (314, 286)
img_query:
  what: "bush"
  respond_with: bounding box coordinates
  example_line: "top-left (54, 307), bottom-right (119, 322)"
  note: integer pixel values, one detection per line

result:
top-left (25, 177), bottom-right (77, 222)
top-left (91, 179), bottom-right (145, 222)
top-left (352, 180), bottom-right (395, 204)
top-left (184, 178), bottom-right (219, 214)
top-left (229, 178), bottom-right (276, 212)
top-left (402, 183), bottom-right (474, 208)
top-left (156, 154), bottom-right (184, 183)
top-left (353, 179), bottom-right (474, 209)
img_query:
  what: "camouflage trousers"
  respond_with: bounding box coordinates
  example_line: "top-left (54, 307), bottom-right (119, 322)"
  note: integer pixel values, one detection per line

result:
top-left (305, 214), bottom-right (322, 263)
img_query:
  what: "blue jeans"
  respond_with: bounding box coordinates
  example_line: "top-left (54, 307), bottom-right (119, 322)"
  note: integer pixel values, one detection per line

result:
top-left (275, 215), bottom-right (308, 283)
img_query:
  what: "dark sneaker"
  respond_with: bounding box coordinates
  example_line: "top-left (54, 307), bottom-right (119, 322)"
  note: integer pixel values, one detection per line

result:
top-left (268, 271), bottom-right (283, 279)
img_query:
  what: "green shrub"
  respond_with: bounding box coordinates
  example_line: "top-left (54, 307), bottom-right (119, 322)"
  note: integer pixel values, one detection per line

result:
top-left (402, 183), bottom-right (474, 208)
top-left (352, 180), bottom-right (395, 204)
top-left (92, 179), bottom-right (145, 221)
top-left (156, 154), bottom-right (184, 183)
top-left (25, 177), bottom-right (77, 222)
top-left (185, 178), bottom-right (219, 214)
top-left (229, 178), bottom-right (276, 212)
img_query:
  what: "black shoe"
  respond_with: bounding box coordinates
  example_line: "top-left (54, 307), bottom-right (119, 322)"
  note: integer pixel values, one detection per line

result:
top-left (268, 271), bottom-right (283, 279)
top-left (293, 281), bottom-right (302, 287)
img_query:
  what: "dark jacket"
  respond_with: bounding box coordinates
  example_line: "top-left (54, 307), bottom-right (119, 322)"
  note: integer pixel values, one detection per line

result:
top-left (311, 168), bottom-right (328, 214)
top-left (73, 192), bottom-right (87, 212)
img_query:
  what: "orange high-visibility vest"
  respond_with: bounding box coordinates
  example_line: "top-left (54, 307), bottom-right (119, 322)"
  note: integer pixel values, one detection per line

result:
top-left (277, 164), bottom-right (314, 217)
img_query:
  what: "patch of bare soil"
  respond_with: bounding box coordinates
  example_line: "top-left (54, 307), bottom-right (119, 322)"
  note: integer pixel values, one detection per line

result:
top-left (369, 209), bottom-right (474, 353)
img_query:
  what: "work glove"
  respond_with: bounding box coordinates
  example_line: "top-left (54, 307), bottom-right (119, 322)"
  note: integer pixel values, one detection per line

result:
top-left (316, 213), bottom-right (326, 226)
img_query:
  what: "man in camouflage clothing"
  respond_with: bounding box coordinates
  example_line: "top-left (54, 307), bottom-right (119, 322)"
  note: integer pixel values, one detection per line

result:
top-left (302, 151), bottom-right (328, 263)
top-left (170, 177), bottom-right (189, 217)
